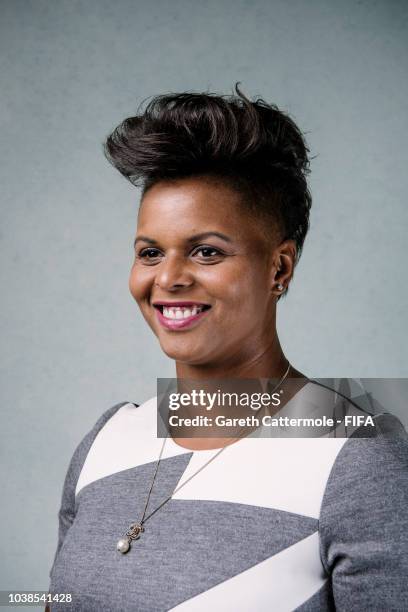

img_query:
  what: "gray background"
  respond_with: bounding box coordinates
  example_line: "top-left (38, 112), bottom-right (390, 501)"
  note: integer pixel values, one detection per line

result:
top-left (1, 0), bottom-right (407, 600)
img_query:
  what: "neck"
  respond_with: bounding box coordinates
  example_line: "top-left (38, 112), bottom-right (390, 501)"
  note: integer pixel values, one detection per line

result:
top-left (170, 331), bottom-right (306, 451)
top-left (175, 334), bottom-right (289, 380)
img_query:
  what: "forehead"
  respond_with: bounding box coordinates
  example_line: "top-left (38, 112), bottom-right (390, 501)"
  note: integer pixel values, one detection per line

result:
top-left (137, 176), bottom-right (269, 243)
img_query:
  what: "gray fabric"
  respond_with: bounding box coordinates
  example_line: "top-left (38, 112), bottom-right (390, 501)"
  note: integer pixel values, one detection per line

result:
top-left (49, 404), bottom-right (408, 611)
top-left (319, 430), bottom-right (408, 610)
top-left (294, 582), bottom-right (334, 611)
top-left (49, 401), bottom-right (129, 574)
top-left (50, 454), bottom-right (317, 610)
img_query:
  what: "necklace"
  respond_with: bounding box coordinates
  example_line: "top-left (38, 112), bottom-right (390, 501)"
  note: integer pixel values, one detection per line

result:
top-left (116, 361), bottom-right (291, 553)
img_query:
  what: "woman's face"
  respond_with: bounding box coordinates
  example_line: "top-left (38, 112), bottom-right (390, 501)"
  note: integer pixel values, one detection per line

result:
top-left (129, 176), bottom-right (280, 368)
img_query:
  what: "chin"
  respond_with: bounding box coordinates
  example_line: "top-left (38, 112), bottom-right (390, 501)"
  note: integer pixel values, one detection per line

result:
top-left (158, 337), bottom-right (210, 366)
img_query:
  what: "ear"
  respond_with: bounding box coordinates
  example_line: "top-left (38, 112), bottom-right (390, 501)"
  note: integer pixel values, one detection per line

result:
top-left (270, 239), bottom-right (297, 297)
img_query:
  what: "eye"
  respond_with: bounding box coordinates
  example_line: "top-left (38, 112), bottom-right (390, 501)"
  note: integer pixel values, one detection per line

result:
top-left (191, 245), bottom-right (225, 262)
top-left (136, 247), bottom-right (163, 264)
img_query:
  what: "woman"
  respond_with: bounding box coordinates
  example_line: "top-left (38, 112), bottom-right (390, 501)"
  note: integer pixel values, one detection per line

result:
top-left (48, 87), bottom-right (408, 611)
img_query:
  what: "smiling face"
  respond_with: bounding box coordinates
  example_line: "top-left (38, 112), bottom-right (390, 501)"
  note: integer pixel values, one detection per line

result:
top-left (129, 175), bottom-right (283, 369)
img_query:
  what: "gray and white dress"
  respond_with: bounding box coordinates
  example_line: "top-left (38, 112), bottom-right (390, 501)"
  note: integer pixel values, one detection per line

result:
top-left (48, 385), bottom-right (408, 611)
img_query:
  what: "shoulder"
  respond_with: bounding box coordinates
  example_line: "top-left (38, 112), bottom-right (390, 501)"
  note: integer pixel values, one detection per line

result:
top-left (61, 401), bottom-right (137, 502)
top-left (324, 412), bottom-right (407, 483)
top-left (319, 413), bottom-right (408, 565)
top-left (318, 414), bottom-right (408, 607)
top-left (69, 402), bottom-right (134, 469)
top-left (320, 413), bottom-right (408, 519)
top-left (50, 401), bottom-right (138, 577)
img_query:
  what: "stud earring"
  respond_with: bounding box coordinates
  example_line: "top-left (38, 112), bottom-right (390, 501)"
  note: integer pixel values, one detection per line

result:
top-left (276, 283), bottom-right (284, 291)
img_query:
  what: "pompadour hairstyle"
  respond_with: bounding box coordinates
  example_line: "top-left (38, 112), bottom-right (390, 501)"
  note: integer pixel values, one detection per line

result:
top-left (104, 84), bottom-right (312, 261)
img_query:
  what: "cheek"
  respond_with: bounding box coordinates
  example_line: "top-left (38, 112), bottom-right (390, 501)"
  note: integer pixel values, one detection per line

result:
top-left (128, 264), bottom-right (152, 304)
top-left (210, 267), bottom-right (269, 323)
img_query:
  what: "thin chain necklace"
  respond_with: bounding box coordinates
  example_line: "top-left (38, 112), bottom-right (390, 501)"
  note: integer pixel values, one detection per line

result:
top-left (116, 361), bottom-right (291, 553)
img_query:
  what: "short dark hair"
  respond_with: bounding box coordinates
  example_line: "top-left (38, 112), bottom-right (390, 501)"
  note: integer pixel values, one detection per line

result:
top-left (104, 84), bottom-right (312, 261)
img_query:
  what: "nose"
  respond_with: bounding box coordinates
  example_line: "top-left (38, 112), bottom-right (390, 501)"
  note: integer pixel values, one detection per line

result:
top-left (154, 254), bottom-right (194, 291)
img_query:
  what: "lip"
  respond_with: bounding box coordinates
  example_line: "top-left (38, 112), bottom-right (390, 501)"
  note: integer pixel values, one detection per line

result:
top-left (152, 301), bottom-right (210, 307)
top-left (152, 301), bottom-right (211, 331)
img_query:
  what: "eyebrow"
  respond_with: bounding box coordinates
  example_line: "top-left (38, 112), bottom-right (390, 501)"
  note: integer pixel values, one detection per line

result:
top-left (133, 231), bottom-right (232, 249)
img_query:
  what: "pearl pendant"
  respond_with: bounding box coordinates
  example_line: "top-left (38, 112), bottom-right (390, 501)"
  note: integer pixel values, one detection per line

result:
top-left (116, 537), bottom-right (131, 554)
top-left (116, 522), bottom-right (144, 553)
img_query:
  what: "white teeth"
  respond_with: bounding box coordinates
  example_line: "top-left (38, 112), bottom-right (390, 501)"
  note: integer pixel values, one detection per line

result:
top-left (161, 306), bottom-right (203, 320)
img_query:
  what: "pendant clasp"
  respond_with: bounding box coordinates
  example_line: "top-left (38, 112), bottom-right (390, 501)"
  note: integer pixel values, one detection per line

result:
top-left (126, 522), bottom-right (144, 540)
